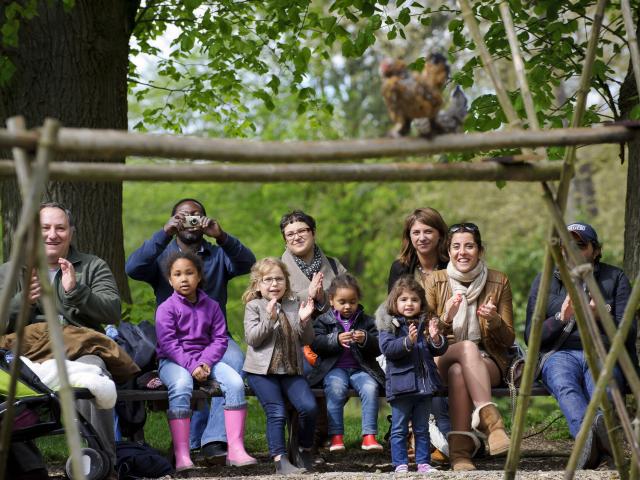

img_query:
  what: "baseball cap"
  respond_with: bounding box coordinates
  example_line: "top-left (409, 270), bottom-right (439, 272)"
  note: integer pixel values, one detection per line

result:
top-left (567, 222), bottom-right (599, 244)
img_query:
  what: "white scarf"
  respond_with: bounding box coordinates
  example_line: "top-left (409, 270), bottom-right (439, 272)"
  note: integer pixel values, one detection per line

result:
top-left (447, 259), bottom-right (488, 342)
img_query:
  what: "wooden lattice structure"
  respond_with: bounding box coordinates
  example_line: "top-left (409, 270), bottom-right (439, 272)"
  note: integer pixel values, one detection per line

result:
top-left (1, 1), bottom-right (640, 479)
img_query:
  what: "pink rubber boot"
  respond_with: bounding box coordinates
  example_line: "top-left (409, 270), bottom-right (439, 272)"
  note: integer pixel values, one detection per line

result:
top-left (168, 413), bottom-right (194, 471)
top-left (224, 407), bottom-right (258, 466)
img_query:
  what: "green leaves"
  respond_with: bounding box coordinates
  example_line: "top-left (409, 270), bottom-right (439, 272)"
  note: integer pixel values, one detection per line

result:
top-left (0, 55), bottom-right (16, 87)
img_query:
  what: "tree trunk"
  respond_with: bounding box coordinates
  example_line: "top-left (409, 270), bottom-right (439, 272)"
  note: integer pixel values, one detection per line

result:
top-left (0, 1), bottom-right (136, 302)
top-left (619, 13), bottom-right (640, 284)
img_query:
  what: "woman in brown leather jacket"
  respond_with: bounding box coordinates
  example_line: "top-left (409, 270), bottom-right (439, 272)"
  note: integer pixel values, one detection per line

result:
top-left (424, 223), bottom-right (514, 471)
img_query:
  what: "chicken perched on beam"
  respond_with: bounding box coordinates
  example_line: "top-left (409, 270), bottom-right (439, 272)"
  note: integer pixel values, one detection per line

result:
top-left (380, 53), bottom-right (450, 137)
top-left (415, 85), bottom-right (468, 138)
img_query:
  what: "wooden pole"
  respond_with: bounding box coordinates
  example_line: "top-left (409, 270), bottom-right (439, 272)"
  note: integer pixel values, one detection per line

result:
top-left (0, 125), bottom-right (637, 163)
top-left (557, 0), bottom-right (608, 207)
top-left (0, 230), bottom-right (39, 480)
top-left (621, 0), bottom-right (640, 108)
top-left (500, 3), bottom-right (553, 473)
top-left (548, 245), bottom-right (633, 479)
top-left (566, 275), bottom-right (640, 472)
top-left (458, 0), bottom-right (522, 129)
top-left (0, 159), bottom-right (563, 183)
top-left (541, 185), bottom-right (640, 477)
top-left (506, 3), bottom-right (609, 477)
top-left (499, 2), bottom-right (547, 159)
top-left (25, 119), bottom-right (88, 480)
top-left (6, 117), bottom-right (32, 197)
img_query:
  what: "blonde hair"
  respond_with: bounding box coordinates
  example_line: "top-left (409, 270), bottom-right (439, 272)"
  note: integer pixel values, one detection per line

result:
top-left (241, 257), bottom-right (293, 304)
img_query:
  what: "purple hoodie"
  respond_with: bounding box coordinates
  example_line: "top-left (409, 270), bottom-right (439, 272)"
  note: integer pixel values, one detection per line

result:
top-left (155, 289), bottom-right (228, 374)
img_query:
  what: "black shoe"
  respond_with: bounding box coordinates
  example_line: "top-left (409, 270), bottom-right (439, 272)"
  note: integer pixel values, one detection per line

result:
top-left (593, 412), bottom-right (613, 458)
top-left (275, 455), bottom-right (304, 475)
top-left (297, 448), bottom-right (314, 472)
top-left (201, 441), bottom-right (227, 465)
top-left (576, 427), bottom-right (599, 469)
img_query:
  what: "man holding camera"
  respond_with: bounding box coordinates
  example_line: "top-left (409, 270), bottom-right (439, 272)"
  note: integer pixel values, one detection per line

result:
top-left (525, 222), bottom-right (638, 469)
top-left (125, 198), bottom-right (256, 463)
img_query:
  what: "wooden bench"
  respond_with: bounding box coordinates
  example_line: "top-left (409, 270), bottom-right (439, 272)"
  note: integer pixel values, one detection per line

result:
top-left (116, 383), bottom-right (550, 405)
top-left (115, 382), bottom-right (550, 441)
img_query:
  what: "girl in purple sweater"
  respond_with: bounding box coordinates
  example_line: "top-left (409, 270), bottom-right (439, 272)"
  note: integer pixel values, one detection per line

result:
top-left (156, 251), bottom-right (256, 471)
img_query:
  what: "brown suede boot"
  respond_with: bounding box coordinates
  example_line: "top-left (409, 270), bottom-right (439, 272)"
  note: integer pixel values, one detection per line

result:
top-left (447, 432), bottom-right (479, 471)
top-left (472, 402), bottom-right (510, 457)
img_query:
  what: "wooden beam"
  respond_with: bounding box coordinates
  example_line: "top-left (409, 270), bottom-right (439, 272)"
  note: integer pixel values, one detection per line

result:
top-left (0, 125), bottom-right (637, 163)
top-left (0, 159), bottom-right (563, 182)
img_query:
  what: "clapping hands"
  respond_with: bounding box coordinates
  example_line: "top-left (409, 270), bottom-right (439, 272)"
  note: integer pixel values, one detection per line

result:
top-left (445, 293), bottom-right (463, 323)
top-left (477, 295), bottom-right (499, 327)
top-left (299, 298), bottom-right (315, 324)
top-left (307, 272), bottom-right (324, 302)
top-left (427, 316), bottom-right (441, 341)
top-left (407, 322), bottom-right (418, 345)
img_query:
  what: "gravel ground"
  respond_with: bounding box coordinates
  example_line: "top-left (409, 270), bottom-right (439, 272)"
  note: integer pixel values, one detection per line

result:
top-left (47, 437), bottom-right (624, 479)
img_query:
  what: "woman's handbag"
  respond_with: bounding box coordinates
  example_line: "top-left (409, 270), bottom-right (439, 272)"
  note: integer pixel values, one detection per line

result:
top-left (504, 317), bottom-right (576, 417)
top-left (504, 343), bottom-right (526, 416)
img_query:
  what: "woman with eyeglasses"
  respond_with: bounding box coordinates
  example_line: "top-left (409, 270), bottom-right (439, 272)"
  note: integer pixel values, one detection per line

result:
top-left (279, 210), bottom-right (347, 455)
top-left (424, 223), bottom-right (514, 471)
top-left (280, 210), bottom-right (347, 309)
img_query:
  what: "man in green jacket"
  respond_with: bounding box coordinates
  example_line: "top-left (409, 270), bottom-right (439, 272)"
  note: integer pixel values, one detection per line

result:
top-left (0, 202), bottom-right (121, 479)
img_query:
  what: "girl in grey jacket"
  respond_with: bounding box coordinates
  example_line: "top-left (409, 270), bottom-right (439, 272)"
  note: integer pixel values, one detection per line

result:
top-left (242, 257), bottom-right (317, 475)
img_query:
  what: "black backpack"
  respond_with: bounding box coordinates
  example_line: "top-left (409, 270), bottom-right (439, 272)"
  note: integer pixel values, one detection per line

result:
top-left (115, 440), bottom-right (172, 479)
top-left (114, 321), bottom-right (157, 372)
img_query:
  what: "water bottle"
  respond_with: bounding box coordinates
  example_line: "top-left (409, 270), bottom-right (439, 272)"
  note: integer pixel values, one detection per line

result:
top-left (105, 324), bottom-right (119, 340)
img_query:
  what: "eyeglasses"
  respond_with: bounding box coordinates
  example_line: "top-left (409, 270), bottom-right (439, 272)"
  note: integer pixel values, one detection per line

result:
top-left (261, 276), bottom-right (286, 285)
top-left (449, 222), bottom-right (479, 234)
top-left (284, 227), bottom-right (312, 241)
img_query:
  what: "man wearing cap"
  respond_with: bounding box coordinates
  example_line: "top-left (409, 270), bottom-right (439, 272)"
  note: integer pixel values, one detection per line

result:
top-left (125, 198), bottom-right (256, 463)
top-left (524, 222), bottom-right (638, 468)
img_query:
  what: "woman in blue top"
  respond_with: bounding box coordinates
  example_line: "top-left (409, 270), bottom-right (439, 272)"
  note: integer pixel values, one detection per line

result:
top-left (377, 276), bottom-right (448, 473)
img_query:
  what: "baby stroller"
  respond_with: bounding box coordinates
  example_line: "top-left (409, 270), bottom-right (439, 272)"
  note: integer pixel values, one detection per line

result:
top-left (0, 349), bottom-right (113, 480)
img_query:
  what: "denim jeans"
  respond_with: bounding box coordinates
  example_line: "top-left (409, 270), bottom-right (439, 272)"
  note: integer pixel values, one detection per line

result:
top-left (389, 395), bottom-right (431, 467)
top-left (323, 368), bottom-right (379, 435)
top-left (246, 373), bottom-right (318, 458)
top-left (541, 349), bottom-right (624, 438)
top-left (189, 336), bottom-right (245, 449)
top-left (158, 357), bottom-right (246, 411)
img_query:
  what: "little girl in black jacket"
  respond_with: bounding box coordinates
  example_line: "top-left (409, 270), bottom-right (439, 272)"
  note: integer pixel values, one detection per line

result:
top-left (306, 273), bottom-right (385, 453)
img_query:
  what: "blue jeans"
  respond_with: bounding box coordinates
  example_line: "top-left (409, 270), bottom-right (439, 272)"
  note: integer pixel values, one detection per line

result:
top-left (541, 349), bottom-right (624, 438)
top-left (246, 373), bottom-right (317, 458)
top-left (189, 336), bottom-right (245, 449)
top-left (158, 357), bottom-right (246, 411)
top-left (323, 368), bottom-right (379, 435)
top-left (390, 396), bottom-right (431, 467)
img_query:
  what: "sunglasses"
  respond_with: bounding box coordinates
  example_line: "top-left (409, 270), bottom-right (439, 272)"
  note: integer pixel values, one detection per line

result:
top-left (449, 222), bottom-right (479, 234)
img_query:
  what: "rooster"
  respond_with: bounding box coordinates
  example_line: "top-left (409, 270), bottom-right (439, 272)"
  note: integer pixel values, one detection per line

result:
top-left (380, 53), bottom-right (450, 137)
top-left (415, 85), bottom-right (468, 138)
